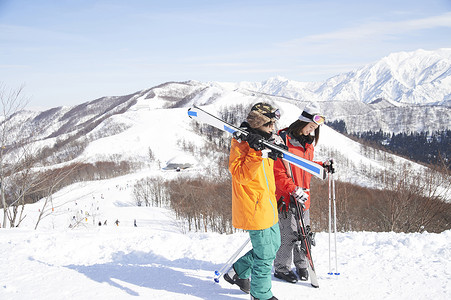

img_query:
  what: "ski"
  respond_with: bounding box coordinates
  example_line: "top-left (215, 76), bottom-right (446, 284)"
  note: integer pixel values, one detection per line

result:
top-left (187, 106), bottom-right (326, 180)
top-left (293, 199), bottom-right (319, 288)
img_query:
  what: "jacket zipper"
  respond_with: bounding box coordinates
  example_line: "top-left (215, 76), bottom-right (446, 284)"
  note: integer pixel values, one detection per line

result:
top-left (262, 159), bottom-right (277, 225)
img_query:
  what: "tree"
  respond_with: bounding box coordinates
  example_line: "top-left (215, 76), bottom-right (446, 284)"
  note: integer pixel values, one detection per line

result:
top-left (0, 83), bottom-right (30, 228)
top-left (0, 84), bottom-right (82, 229)
top-left (33, 164), bottom-right (83, 229)
top-left (373, 162), bottom-right (450, 232)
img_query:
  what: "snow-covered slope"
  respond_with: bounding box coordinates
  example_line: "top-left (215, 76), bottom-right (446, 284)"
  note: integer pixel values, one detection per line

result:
top-left (3, 80), bottom-right (446, 193)
top-left (46, 100), bottom-right (418, 189)
top-left (1, 175), bottom-right (450, 300)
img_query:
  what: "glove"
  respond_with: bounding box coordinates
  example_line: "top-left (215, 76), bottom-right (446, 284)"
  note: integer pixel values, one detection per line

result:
top-left (266, 138), bottom-right (287, 160)
top-left (267, 148), bottom-right (283, 160)
top-left (291, 187), bottom-right (308, 205)
top-left (233, 131), bottom-right (244, 142)
top-left (243, 133), bottom-right (264, 151)
top-left (323, 159), bottom-right (335, 174)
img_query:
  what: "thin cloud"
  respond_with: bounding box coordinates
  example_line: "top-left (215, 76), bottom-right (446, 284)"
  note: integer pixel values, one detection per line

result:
top-left (0, 24), bottom-right (89, 44)
top-left (285, 11), bottom-right (451, 45)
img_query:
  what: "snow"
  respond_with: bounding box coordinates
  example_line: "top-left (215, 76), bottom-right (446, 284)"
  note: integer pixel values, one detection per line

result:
top-left (1, 67), bottom-right (450, 299)
top-left (1, 173), bottom-right (450, 300)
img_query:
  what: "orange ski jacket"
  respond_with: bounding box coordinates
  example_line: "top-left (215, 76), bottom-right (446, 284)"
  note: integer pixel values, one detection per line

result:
top-left (229, 138), bottom-right (279, 230)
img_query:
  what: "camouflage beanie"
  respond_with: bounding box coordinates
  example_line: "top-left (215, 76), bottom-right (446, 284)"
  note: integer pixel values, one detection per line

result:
top-left (246, 102), bottom-right (278, 128)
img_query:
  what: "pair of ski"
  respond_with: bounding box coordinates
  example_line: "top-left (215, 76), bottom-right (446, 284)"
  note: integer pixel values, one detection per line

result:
top-left (188, 105), bottom-right (320, 288)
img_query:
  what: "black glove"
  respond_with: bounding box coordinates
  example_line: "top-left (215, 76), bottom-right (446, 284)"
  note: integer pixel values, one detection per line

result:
top-left (323, 159), bottom-right (335, 174)
top-left (244, 133), bottom-right (264, 151)
top-left (265, 141), bottom-right (287, 160)
top-left (267, 148), bottom-right (283, 160)
top-left (232, 131), bottom-right (244, 142)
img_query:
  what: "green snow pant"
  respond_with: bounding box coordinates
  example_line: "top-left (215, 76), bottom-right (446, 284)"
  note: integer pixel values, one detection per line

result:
top-left (233, 223), bottom-right (281, 300)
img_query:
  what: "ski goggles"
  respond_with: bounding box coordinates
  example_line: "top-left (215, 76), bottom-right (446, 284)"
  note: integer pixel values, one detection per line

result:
top-left (251, 103), bottom-right (281, 120)
top-left (301, 111), bottom-right (325, 125)
top-left (263, 109), bottom-right (281, 120)
top-left (262, 120), bottom-right (276, 127)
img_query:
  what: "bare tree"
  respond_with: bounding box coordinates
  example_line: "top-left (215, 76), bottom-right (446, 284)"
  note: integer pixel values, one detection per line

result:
top-left (368, 162), bottom-right (450, 232)
top-left (0, 83), bottom-right (29, 228)
top-left (148, 147), bottom-right (155, 162)
top-left (33, 165), bottom-right (81, 229)
top-left (0, 84), bottom-right (83, 229)
top-left (5, 153), bottom-right (38, 227)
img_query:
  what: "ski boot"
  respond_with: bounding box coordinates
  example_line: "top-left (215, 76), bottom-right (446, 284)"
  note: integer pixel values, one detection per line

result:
top-left (274, 270), bottom-right (298, 283)
top-left (224, 267), bottom-right (250, 294)
top-left (297, 268), bottom-right (309, 281)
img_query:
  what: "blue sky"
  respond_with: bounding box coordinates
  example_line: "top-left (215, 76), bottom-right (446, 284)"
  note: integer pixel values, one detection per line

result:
top-left (1, 0), bottom-right (451, 109)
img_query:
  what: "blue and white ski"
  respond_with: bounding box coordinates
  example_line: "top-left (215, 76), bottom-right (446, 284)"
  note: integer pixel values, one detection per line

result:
top-left (188, 106), bottom-right (326, 180)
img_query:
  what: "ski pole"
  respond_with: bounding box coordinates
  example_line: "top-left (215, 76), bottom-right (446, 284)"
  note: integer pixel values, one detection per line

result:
top-left (214, 237), bottom-right (251, 283)
top-left (328, 172), bottom-right (333, 275)
top-left (332, 173), bottom-right (340, 275)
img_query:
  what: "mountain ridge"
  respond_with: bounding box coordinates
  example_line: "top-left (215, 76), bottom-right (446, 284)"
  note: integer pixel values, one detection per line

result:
top-left (2, 49), bottom-right (449, 189)
top-left (226, 48), bottom-right (451, 105)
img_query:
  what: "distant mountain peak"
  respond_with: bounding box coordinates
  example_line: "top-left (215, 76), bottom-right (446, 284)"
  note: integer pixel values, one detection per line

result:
top-left (256, 48), bottom-right (451, 105)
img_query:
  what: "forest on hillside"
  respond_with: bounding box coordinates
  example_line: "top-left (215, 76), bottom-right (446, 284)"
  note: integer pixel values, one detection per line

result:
top-left (328, 120), bottom-right (450, 168)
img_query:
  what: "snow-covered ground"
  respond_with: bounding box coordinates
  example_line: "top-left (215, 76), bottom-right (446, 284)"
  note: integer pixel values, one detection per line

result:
top-left (1, 173), bottom-right (450, 300)
top-left (1, 98), bottom-right (449, 299)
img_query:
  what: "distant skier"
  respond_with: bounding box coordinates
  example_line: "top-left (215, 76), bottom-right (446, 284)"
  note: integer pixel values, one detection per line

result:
top-left (115, 219), bottom-right (120, 226)
top-left (273, 102), bottom-right (332, 283)
top-left (69, 216), bottom-right (76, 228)
top-left (134, 219), bottom-right (137, 227)
top-left (224, 103), bottom-right (282, 300)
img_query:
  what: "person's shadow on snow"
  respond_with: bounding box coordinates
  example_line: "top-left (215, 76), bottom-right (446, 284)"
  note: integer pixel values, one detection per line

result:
top-left (62, 250), bottom-right (243, 299)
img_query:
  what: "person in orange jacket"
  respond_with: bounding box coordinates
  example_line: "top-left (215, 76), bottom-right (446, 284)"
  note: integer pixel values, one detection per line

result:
top-left (224, 102), bottom-right (282, 300)
top-left (273, 102), bottom-right (331, 283)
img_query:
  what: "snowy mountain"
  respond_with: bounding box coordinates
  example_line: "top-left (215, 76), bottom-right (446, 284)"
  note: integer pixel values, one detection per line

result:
top-left (3, 79), bottom-right (448, 191)
top-left (6, 49), bottom-right (449, 155)
top-left (3, 83), bottom-right (449, 227)
top-left (1, 49), bottom-right (451, 299)
top-left (222, 48), bottom-right (451, 133)
top-left (1, 48), bottom-right (450, 213)
top-left (316, 48), bottom-right (451, 105)
top-left (232, 48), bottom-right (451, 106)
